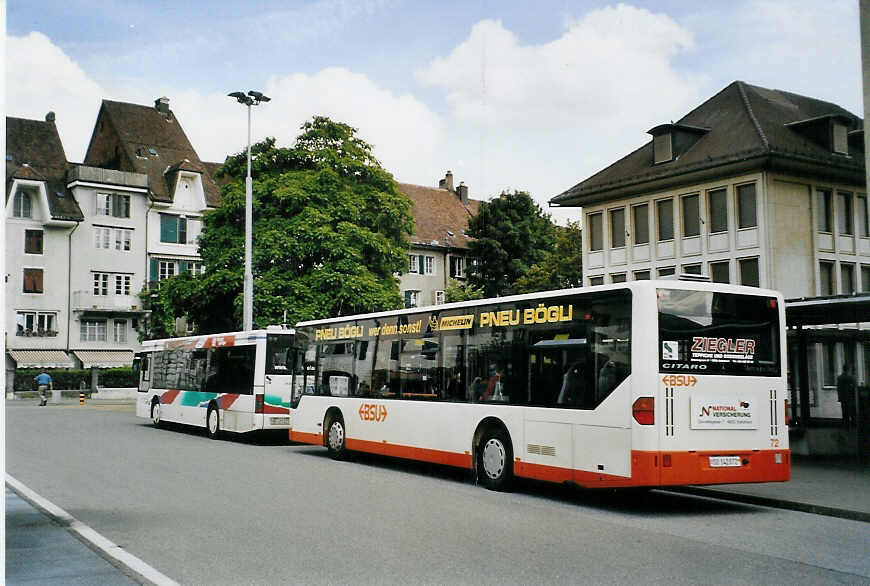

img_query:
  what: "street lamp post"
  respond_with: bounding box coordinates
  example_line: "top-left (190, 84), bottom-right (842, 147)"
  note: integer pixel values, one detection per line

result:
top-left (228, 90), bottom-right (270, 331)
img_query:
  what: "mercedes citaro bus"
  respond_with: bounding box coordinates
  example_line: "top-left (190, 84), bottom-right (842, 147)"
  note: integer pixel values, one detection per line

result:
top-left (289, 279), bottom-right (790, 491)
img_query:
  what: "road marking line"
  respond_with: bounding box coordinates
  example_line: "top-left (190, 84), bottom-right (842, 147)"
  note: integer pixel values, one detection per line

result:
top-left (6, 474), bottom-right (179, 586)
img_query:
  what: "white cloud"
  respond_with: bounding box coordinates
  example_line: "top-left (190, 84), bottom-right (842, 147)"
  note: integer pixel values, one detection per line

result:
top-left (5, 33), bottom-right (446, 188)
top-left (415, 4), bottom-right (709, 222)
top-left (6, 32), bottom-right (106, 162)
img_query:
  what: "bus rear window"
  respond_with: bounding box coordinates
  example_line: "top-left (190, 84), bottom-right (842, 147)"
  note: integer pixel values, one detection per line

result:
top-left (658, 289), bottom-right (780, 377)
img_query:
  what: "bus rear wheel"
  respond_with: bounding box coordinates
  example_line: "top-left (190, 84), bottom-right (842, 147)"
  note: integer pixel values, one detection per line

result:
top-left (477, 429), bottom-right (513, 491)
top-left (207, 405), bottom-right (221, 440)
top-left (326, 415), bottom-right (347, 460)
top-left (151, 401), bottom-right (162, 428)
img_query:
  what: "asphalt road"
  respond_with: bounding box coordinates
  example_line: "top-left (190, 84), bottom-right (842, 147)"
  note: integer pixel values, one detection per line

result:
top-left (6, 401), bottom-right (870, 585)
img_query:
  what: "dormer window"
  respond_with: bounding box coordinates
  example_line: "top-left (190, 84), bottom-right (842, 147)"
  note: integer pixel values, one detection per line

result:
top-left (648, 123), bottom-right (709, 166)
top-left (833, 122), bottom-right (848, 154)
top-left (13, 188), bottom-right (34, 218)
top-left (653, 134), bottom-right (673, 164)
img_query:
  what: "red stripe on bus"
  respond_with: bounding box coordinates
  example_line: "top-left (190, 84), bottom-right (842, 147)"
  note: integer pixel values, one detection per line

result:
top-left (218, 394), bottom-right (239, 410)
top-left (263, 405), bottom-right (289, 414)
top-left (287, 430), bottom-right (790, 488)
top-left (345, 438), bottom-right (473, 469)
top-left (160, 390), bottom-right (181, 404)
top-left (289, 430), bottom-right (322, 445)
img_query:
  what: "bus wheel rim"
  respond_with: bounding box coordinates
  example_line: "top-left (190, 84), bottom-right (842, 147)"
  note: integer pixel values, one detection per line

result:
top-left (209, 410), bottom-right (218, 434)
top-left (482, 439), bottom-right (505, 479)
top-left (152, 403), bottom-right (160, 423)
top-left (329, 421), bottom-right (344, 450)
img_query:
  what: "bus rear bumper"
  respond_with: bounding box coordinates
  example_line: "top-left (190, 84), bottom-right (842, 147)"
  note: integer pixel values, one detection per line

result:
top-left (636, 449), bottom-right (791, 487)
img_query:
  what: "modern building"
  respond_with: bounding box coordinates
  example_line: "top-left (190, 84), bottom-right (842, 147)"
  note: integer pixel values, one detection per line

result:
top-left (550, 81), bottom-right (866, 453)
top-left (398, 171), bottom-right (480, 307)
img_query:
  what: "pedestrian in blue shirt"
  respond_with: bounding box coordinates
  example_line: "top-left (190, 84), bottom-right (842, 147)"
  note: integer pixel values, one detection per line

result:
top-left (34, 372), bottom-right (52, 406)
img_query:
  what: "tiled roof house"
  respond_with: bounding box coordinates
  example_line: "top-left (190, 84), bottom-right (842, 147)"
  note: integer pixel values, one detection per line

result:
top-left (397, 171), bottom-right (481, 307)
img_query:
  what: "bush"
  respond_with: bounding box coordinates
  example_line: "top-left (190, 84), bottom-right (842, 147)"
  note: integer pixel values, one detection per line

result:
top-left (14, 367), bottom-right (135, 391)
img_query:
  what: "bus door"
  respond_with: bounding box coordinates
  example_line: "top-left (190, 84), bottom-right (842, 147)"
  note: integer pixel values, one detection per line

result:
top-left (264, 334), bottom-right (295, 419)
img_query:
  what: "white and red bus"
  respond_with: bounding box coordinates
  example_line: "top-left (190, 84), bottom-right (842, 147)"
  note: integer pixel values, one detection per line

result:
top-left (134, 327), bottom-right (297, 439)
top-left (289, 279), bottom-right (790, 490)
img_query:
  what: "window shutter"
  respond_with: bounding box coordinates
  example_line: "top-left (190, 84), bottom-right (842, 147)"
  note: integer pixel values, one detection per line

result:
top-left (179, 217), bottom-right (188, 244)
top-left (449, 257), bottom-right (456, 277)
top-left (160, 214), bottom-right (178, 243)
top-left (404, 290), bottom-right (412, 307)
top-left (179, 261), bottom-right (189, 274)
top-left (149, 258), bottom-right (159, 283)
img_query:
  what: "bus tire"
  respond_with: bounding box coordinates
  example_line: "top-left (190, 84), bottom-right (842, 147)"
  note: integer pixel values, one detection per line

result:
top-left (207, 405), bottom-right (221, 440)
top-left (477, 429), bottom-right (513, 491)
top-left (151, 400), bottom-right (162, 428)
top-left (325, 414), bottom-right (347, 460)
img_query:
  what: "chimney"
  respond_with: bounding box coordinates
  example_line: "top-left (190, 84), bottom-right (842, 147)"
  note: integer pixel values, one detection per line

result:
top-left (45, 111), bottom-right (56, 123)
top-left (457, 181), bottom-right (469, 204)
top-left (155, 97), bottom-right (170, 114)
top-left (443, 170), bottom-right (454, 192)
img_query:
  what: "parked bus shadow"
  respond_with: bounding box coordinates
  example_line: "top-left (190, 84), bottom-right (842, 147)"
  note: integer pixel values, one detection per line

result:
top-left (290, 448), bottom-right (753, 516)
top-left (138, 421), bottom-right (292, 446)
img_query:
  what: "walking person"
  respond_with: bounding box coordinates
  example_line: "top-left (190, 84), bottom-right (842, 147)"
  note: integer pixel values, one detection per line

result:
top-left (836, 363), bottom-right (857, 428)
top-left (34, 371), bottom-right (52, 406)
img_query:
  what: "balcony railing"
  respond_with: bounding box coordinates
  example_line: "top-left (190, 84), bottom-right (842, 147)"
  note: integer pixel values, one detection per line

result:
top-left (72, 291), bottom-right (144, 313)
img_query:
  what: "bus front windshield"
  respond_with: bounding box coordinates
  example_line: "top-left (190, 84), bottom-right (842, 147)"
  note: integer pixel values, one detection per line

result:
top-left (658, 289), bottom-right (780, 376)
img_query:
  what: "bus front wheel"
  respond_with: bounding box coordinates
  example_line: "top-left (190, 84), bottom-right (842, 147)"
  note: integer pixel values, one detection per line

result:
top-left (477, 429), bottom-right (513, 491)
top-left (207, 405), bottom-right (221, 440)
top-left (326, 415), bottom-right (347, 460)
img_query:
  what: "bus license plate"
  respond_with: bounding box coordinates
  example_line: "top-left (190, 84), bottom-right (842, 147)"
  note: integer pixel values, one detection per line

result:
top-left (709, 456), bottom-right (741, 468)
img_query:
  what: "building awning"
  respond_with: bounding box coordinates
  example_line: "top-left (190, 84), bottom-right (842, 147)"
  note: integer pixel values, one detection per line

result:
top-left (8, 350), bottom-right (75, 368)
top-left (786, 294), bottom-right (870, 327)
top-left (72, 350), bottom-right (134, 369)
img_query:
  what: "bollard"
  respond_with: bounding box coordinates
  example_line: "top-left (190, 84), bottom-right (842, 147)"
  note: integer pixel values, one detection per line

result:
top-left (79, 392), bottom-right (85, 406)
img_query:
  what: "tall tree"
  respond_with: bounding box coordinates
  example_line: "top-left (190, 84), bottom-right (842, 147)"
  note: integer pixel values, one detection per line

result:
top-left (148, 117), bottom-right (414, 336)
top-left (466, 190), bottom-right (556, 297)
top-left (513, 220), bottom-right (583, 293)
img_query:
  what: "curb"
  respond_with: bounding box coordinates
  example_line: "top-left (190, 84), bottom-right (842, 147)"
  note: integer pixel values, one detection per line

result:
top-left (665, 486), bottom-right (870, 523)
top-left (6, 475), bottom-right (179, 586)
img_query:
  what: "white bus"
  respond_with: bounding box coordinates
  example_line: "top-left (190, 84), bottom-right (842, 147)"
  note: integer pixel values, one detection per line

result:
top-left (134, 327), bottom-right (297, 439)
top-left (289, 280), bottom-right (790, 490)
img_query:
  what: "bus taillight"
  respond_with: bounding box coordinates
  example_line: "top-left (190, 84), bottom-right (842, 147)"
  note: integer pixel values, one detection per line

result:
top-left (632, 397), bottom-right (654, 425)
top-left (784, 399), bottom-right (790, 426)
top-left (255, 394), bottom-right (264, 414)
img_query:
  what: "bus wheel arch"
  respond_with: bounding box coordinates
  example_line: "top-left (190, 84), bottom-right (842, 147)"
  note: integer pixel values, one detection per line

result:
top-left (206, 401), bottom-right (221, 440)
top-left (324, 408), bottom-right (347, 460)
top-left (473, 418), bottom-right (513, 491)
top-left (150, 398), bottom-right (162, 427)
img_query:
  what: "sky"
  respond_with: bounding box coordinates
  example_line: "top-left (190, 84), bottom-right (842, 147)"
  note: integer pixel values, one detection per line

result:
top-left (5, 0), bottom-right (863, 224)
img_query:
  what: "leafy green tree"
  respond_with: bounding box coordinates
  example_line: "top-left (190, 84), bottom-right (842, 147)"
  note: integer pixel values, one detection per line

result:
top-left (444, 278), bottom-right (485, 303)
top-left (513, 220), bottom-right (583, 293)
top-left (153, 117), bottom-right (414, 335)
top-left (466, 190), bottom-right (556, 297)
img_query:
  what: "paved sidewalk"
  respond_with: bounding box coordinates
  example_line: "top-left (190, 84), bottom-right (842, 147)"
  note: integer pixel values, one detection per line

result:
top-left (5, 478), bottom-right (178, 586)
top-left (672, 456), bottom-right (870, 522)
top-left (5, 488), bottom-right (141, 585)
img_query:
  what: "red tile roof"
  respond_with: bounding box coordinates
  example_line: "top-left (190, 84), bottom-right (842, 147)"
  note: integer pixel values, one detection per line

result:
top-left (85, 99), bottom-right (222, 207)
top-left (397, 182), bottom-right (480, 250)
top-left (6, 116), bottom-right (83, 221)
